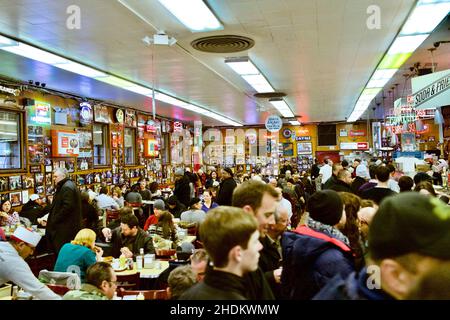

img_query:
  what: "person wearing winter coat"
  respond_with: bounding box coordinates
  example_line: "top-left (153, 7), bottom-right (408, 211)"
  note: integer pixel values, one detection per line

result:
top-left (281, 190), bottom-right (355, 299)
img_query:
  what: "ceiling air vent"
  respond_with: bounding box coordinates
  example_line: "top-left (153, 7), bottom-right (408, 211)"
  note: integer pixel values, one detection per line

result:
top-left (254, 92), bottom-right (287, 99)
top-left (191, 35), bottom-right (254, 53)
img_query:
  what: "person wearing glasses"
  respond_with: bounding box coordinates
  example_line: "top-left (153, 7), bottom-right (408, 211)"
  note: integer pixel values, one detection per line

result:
top-left (63, 262), bottom-right (117, 300)
top-left (0, 226), bottom-right (61, 300)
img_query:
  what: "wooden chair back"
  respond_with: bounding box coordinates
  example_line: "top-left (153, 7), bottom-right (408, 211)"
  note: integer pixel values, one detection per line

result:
top-left (118, 287), bottom-right (170, 300)
top-left (116, 272), bottom-right (141, 290)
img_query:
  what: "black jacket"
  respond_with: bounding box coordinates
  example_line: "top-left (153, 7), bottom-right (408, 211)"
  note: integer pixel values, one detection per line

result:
top-left (323, 175), bottom-right (338, 190)
top-left (330, 180), bottom-right (353, 193)
top-left (243, 266), bottom-right (275, 300)
top-left (110, 227), bottom-right (155, 258)
top-left (168, 202), bottom-right (186, 219)
top-left (46, 178), bottom-right (81, 254)
top-left (19, 200), bottom-right (45, 225)
top-left (259, 236), bottom-right (282, 298)
top-left (181, 269), bottom-right (248, 300)
top-left (216, 177), bottom-right (237, 206)
top-left (81, 200), bottom-right (99, 231)
top-left (174, 176), bottom-right (191, 207)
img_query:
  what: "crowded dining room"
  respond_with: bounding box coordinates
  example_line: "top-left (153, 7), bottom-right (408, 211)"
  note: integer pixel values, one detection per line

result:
top-left (1, 0), bottom-right (450, 305)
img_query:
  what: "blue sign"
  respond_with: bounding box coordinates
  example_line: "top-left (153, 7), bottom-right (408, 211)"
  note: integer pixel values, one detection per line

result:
top-left (393, 151), bottom-right (424, 159)
top-left (296, 136), bottom-right (311, 141)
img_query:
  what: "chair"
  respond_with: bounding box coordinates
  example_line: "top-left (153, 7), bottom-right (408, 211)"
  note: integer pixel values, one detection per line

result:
top-left (117, 287), bottom-right (170, 300)
top-left (38, 270), bottom-right (81, 290)
top-left (116, 272), bottom-right (141, 290)
top-left (47, 284), bottom-right (71, 296)
top-left (27, 253), bottom-right (56, 277)
top-left (105, 209), bottom-right (120, 225)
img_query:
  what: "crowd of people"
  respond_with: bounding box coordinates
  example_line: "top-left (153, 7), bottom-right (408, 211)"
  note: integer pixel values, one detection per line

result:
top-left (1, 157), bottom-right (450, 300)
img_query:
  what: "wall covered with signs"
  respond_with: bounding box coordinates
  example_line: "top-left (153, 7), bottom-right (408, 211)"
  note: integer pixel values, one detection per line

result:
top-left (0, 87), bottom-right (175, 208)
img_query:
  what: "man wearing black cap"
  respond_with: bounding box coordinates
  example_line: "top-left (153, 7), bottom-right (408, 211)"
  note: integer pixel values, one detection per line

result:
top-left (281, 190), bottom-right (354, 299)
top-left (314, 192), bottom-right (450, 300)
top-left (166, 195), bottom-right (186, 219)
top-left (216, 168), bottom-right (237, 206)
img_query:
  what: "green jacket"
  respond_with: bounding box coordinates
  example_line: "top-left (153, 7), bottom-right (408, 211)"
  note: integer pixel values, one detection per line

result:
top-left (63, 284), bottom-right (109, 300)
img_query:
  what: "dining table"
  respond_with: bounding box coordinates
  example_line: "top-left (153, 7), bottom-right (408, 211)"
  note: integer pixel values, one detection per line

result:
top-left (113, 260), bottom-right (169, 279)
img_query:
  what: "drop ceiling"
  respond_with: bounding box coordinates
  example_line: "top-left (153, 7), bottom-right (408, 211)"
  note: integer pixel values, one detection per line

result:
top-left (0, 0), bottom-right (445, 126)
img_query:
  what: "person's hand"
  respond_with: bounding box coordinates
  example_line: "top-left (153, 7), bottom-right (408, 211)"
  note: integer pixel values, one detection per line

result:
top-left (273, 267), bottom-right (282, 284)
top-left (120, 247), bottom-right (133, 258)
top-left (0, 211), bottom-right (8, 219)
top-left (94, 246), bottom-right (104, 260)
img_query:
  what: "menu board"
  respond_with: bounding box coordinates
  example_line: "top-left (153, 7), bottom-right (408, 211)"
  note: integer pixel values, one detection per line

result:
top-left (51, 130), bottom-right (79, 157)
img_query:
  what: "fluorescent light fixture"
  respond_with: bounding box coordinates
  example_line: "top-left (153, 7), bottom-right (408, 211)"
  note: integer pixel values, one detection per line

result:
top-left (154, 92), bottom-right (242, 126)
top-left (158, 0), bottom-right (223, 32)
top-left (124, 85), bottom-right (153, 96)
top-left (1, 42), bottom-right (68, 65)
top-left (0, 34), bottom-right (242, 127)
top-left (0, 35), bottom-right (17, 47)
top-left (378, 53), bottom-right (412, 69)
top-left (225, 59), bottom-right (259, 75)
top-left (388, 35), bottom-right (429, 54)
top-left (400, 2), bottom-right (450, 35)
top-left (225, 57), bottom-right (275, 93)
top-left (0, 120), bottom-right (17, 125)
top-left (54, 61), bottom-right (107, 78)
top-left (366, 79), bottom-right (389, 88)
top-left (372, 69), bottom-right (398, 80)
top-left (242, 74), bottom-right (275, 93)
top-left (289, 121), bottom-right (301, 126)
top-left (270, 99), bottom-right (295, 118)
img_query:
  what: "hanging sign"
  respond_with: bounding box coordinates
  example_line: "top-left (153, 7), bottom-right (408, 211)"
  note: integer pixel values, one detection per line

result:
top-left (265, 115), bottom-right (283, 133)
top-left (411, 69), bottom-right (450, 109)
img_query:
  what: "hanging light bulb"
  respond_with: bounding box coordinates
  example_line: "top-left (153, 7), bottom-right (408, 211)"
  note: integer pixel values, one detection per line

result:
top-left (435, 108), bottom-right (444, 125)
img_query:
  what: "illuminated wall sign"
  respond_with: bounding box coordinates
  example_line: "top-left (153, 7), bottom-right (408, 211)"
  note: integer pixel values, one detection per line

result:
top-left (340, 142), bottom-right (369, 150)
top-left (144, 138), bottom-right (159, 157)
top-left (51, 130), bottom-right (79, 157)
top-left (297, 127), bottom-right (310, 136)
top-left (282, 128), bottom-right (292, 138)
top-left (296, 136), bottom-right (311, 141)
top-left (349, 130), bottom-right (366, 136)
top-left (29, 101), bottom-right (51, 125)
top-left (0, 85), bottom-right (20, 96)
top-left (79, 102), bottom-right (93, 126)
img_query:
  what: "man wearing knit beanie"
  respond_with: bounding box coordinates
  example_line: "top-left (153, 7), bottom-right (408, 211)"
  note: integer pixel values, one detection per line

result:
top-left (281, 190), bottom-right (354, 299)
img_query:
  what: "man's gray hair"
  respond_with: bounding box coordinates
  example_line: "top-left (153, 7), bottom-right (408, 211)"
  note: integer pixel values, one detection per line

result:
top-left (54, 167), bottom-right (68, 177)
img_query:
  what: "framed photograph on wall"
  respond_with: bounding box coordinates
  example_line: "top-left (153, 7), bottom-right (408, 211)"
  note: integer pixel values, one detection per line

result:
top-left (35, 173), bottom-right (44, 186)
top-left (22, 175), bottom-right (34, 189)
top-left (0, 177), bottom-right (8, 192)
top-left (10, 191), bottom-right (22, 206)
top-left (9, 176), bottom-right (22, 191)
top-left (297, 142), bottom-right (313, 155)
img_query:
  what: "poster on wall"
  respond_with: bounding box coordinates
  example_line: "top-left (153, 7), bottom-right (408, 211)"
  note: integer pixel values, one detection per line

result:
top-left (51, 130), bottom-right (80, 157)
top-left (28, 101), bottom-right (51, 126)
top-left (297, 142), bottom-right (313, 155)
top-left (125, 110), bottom-right (137, 127)
top-left (0, 177), bottom-right (8, 192)
top-left (77, 129), bottom-right (93, 158)
top-left (93, 105), bottom-right (110, 123)
top-left (9, 176), bottom-right (22, 191)
top-left (401, 133), bottom-right (416, 152)
top-left (283, 143), bottom-right (294, 156)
